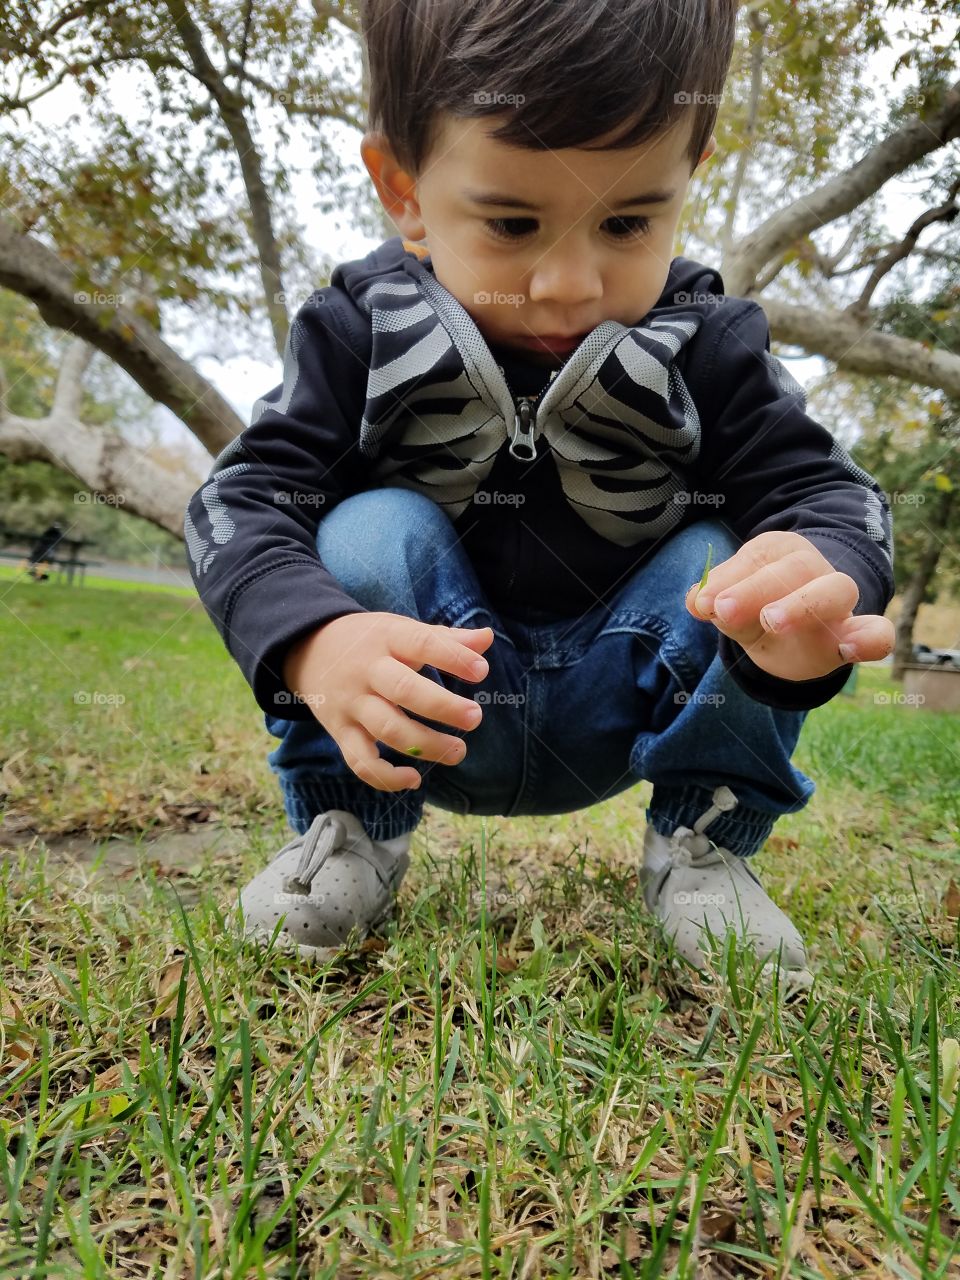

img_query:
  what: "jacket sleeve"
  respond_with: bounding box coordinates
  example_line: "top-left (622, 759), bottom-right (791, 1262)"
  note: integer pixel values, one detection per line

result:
top-left (688, 300), bottom-right (895, 712)
top-left (183, 292), bottom-right (372, 720)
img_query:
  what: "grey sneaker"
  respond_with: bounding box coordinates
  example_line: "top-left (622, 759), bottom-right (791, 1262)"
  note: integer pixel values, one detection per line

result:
top-left (235, 810), bottom-right (412, 961)
top-left (640, 786), bottom-right (812, 988)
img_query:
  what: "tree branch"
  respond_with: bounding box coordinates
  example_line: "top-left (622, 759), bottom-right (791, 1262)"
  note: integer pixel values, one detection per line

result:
top-left (163, 0), bottom-right (289, 357)
top-left (0, 52), bottom-right (184, 113)
top-left (0, 412), bottom-right (195, 537)
top-left (759, 296), bottom-right (960, 399)
top-left (724, 79), bottom-right (960, 296)
top-left (0, 215), bottom-right (244, 454)
top-left (847, 174), bottom-right (960, 315)
top-left (311, 0), bottom-right (361, 35)
top-left (720, 8), bottom-right (766, 263)
top-left (220, 63), bottom-right (365, 128)
top-left (52, 339), bottom-right (97, 419)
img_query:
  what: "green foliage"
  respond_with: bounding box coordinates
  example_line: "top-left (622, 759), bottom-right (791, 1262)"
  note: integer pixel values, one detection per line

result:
top-left (855, 407), bottom-right (959, 601)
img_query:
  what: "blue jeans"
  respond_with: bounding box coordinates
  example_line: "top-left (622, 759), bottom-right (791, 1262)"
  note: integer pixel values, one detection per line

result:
top-left (263, 488), bottom-right (816, 854)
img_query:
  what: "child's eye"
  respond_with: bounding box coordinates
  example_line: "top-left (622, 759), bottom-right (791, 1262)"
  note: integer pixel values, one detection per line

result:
top-left (484, 215), bottom-right (651, 242)
top-left (604, 215), bottom-right (651, 239)
top-left (485, 218), bottom-right (537, 241)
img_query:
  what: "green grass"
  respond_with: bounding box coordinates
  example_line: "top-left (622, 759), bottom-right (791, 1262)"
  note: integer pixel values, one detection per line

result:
top-left (0, 562), bottom-right (195, 597)
top-left (1, 575), bottom-right (958, 1277)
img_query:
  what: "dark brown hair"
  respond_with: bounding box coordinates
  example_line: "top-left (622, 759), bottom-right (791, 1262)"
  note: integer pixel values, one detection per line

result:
top-left (359, 0), bottom-right (738, 176)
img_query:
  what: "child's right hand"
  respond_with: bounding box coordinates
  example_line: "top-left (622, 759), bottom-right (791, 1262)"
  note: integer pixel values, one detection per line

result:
top-left (281, 613), bottom-right (494, 792)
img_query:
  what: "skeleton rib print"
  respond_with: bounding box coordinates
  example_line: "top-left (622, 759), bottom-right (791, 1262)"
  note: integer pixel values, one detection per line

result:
top-left (350, 259), bottom-right (705, 548)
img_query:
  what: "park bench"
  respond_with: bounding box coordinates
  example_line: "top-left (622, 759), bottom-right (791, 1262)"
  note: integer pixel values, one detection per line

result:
top-left (0, 528), bottom-right (99, 586)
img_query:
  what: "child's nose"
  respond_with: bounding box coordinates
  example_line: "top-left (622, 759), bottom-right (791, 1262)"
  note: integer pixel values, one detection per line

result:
top-left (527, 253), bottom-right (603, 308)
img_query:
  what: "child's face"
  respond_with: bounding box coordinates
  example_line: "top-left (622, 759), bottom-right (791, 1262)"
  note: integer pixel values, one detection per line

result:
top-left (361, 111), bottom-right (714, 366)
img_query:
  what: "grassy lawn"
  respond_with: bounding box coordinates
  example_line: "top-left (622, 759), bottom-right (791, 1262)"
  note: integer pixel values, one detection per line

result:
top-left (0, 563), bottom-right (195, 598)
top-left (1, 577), bottom-right (958, 1277)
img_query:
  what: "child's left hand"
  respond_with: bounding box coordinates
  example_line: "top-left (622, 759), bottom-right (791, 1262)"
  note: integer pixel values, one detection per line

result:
top-left (685, 530), bottom-right (895, 683)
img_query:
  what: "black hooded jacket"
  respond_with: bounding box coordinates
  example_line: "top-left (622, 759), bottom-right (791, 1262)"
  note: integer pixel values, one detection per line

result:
top-left (185, 236), bottom-right (894, 719)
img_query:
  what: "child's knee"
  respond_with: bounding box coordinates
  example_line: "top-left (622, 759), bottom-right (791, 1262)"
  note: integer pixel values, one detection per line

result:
top-left (315, 485), bottom-right (454, 584)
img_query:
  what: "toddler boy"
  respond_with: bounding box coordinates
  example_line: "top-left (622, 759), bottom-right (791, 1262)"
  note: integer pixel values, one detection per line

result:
top-left (184, 0), bottom-right (895, 982)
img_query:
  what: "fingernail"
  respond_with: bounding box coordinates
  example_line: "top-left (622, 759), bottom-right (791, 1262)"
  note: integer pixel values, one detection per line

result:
top-left (714, 596), bottom-right (736, 622)
top-left (839, 643), bottom-right (857, 662)
top-left (761, 606), bottom-right (785, 632)
top-left (695, 592), bottom-right (712, 615)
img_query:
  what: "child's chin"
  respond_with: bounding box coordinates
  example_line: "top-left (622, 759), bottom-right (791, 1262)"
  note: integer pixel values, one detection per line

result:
top-left (497, 338), bottom-right (563, 366)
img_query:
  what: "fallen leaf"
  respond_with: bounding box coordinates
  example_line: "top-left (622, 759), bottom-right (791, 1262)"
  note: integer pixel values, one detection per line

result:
top-left (772, 1105), bottom-right (806, 1133)
top-left (943, 878), bottom-right (960, 919)
top-left (0, 749), bottom-right (28, 792)
top-left (600, 1225), bottom-right (644, 1266)
top-left (0, 990), bottom-right (35, 1066)
top-left (698, 1207), bottom-right (738, 1244)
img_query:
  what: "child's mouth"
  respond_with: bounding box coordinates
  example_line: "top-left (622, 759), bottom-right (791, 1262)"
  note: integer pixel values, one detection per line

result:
top-left (517, 332), bottom-right (588, 356)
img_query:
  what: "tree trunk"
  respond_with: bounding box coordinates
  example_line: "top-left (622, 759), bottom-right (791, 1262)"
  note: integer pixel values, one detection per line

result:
top-left (892, 487), bottom-right (956, 681)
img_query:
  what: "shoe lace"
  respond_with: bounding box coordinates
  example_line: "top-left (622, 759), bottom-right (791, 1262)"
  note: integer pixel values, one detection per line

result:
top-left (281, 813), bottom-right (347, 895)
top-left (667, 785), bottom-right (739, 868)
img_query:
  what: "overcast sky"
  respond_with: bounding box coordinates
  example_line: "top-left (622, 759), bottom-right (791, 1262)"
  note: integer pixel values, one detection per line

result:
top-left (19, 10), bottom-right (939, 473)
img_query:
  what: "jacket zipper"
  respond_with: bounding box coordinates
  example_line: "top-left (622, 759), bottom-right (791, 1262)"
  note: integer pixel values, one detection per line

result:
top-left (494, 364), bottom-right (558, 462)
top-left (509, 396), bottom-right (539, 461)
top-left (507, 370), bottom-right (558, 461)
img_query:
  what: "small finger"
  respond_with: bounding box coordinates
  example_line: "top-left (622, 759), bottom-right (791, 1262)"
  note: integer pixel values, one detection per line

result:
top-left (416, 623), bottom-right (489, 681)
top-left (339, 723), bottom-right (422, 792)
top-left (706, 551), bottom-right (815, 626)
top-left (372, 657), bottom-right (483, 731)
top-left (836, 616), bottom-right (895, 663)
top-left (358, 693), bottom-right (467, 765)
top-left (757, 572), bottom-right (860, 635)
top-left (686, 532), bottom-right (816, 617)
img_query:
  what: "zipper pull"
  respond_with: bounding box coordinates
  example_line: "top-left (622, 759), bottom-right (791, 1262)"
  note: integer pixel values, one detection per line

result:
top-left (509, 397), bottom-right (538, 461)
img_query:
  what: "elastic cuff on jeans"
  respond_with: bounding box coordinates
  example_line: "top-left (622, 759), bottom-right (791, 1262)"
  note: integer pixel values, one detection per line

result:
top-left (646, 783), bottom-right (776, 859)
top-left (279, 777), bottom-right (423, 842)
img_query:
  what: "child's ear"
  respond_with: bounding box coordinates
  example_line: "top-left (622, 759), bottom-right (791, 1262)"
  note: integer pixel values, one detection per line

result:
top-left (360, 132), bottom-right (426, 240)
top-left (698, 133), bottom-right (717, 166)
